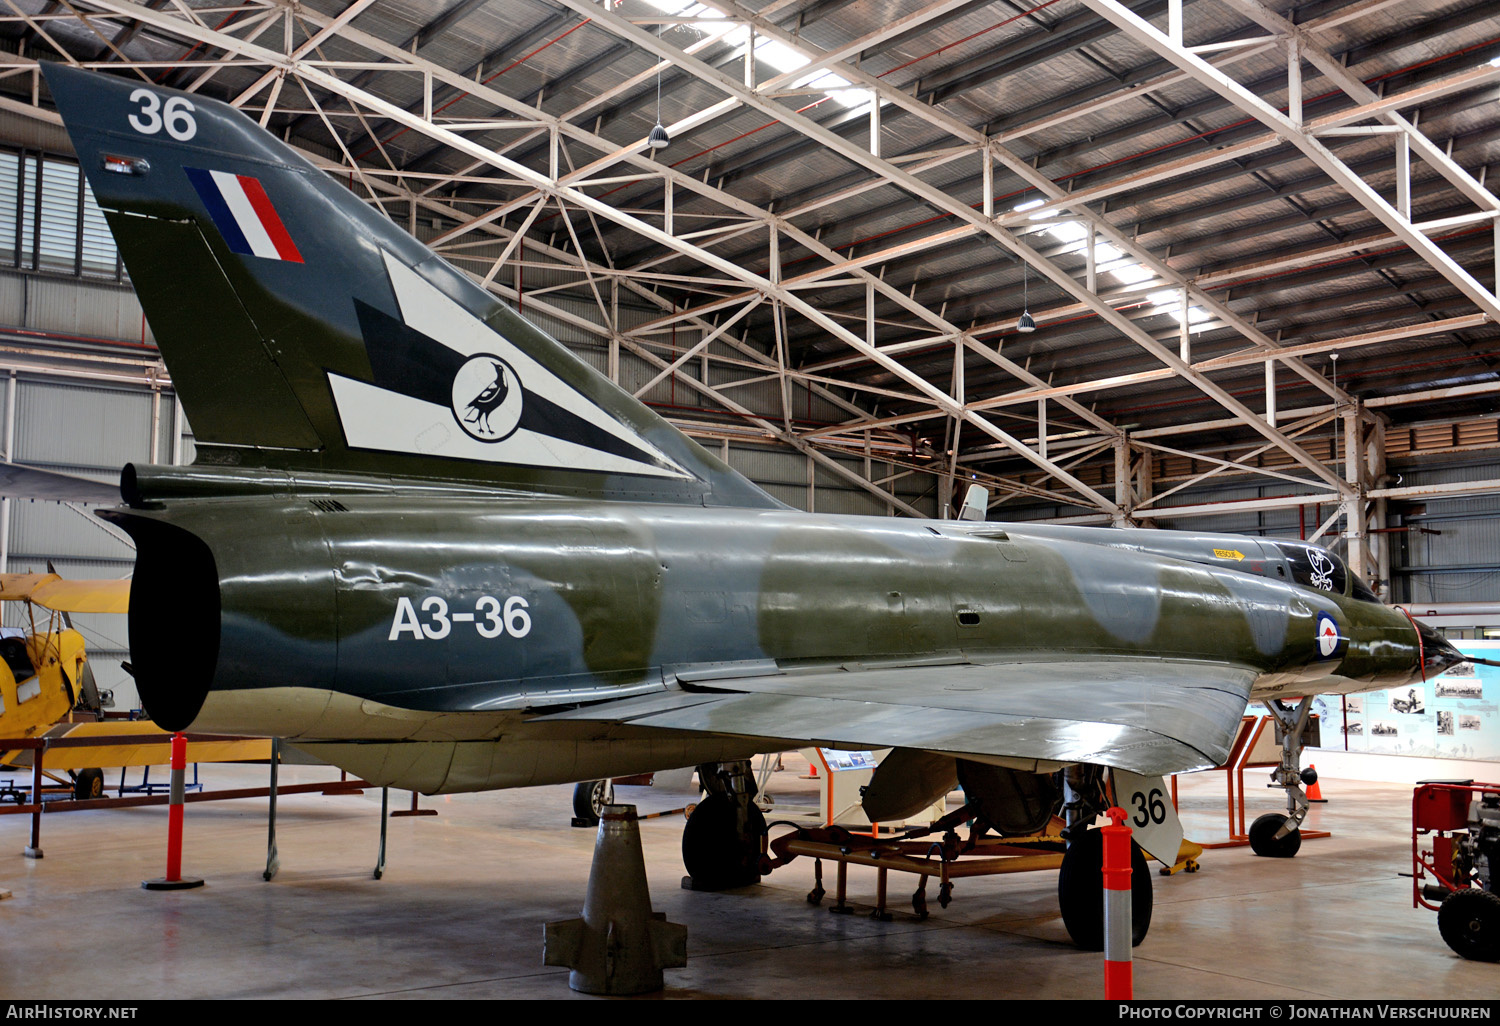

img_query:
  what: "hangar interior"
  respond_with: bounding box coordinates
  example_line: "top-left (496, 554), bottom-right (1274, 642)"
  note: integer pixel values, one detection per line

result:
top-left (0, 0), bottom-right (1497, 1001)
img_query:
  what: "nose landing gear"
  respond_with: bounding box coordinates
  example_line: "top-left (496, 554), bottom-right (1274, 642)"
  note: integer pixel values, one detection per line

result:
top-left (1250, 697), bottom-right (1316, 859)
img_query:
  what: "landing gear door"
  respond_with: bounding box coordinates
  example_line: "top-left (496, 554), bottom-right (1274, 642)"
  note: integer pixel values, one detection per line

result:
top-left (1111, 769), bottom-right (1183, 868)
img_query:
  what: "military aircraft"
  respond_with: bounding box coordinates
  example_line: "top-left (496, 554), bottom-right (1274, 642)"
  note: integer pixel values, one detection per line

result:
top-left (40, 62), bottom-right (1463, 949)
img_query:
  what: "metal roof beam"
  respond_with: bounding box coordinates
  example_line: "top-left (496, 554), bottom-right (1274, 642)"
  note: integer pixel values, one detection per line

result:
top-left (643, 0), bottom-right (1352, 480)
top-left (1077, 0), bottom-right (1500, 327)
top-left (159, 0), bottom-right (1110, 511)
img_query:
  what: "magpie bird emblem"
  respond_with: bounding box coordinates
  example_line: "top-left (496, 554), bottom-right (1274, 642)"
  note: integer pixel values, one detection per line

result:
top-left (332, 250), bottom-right (689, 477)
top-left (450, 354), bottom-right (522, 442)
top-left (465, 362), bottom-right (509, 434)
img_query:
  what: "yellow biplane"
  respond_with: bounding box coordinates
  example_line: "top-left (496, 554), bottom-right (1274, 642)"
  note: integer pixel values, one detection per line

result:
top-left (0, 570), bottom-right (272, 802)
top-left (0, 571), bottom-right (129, 799)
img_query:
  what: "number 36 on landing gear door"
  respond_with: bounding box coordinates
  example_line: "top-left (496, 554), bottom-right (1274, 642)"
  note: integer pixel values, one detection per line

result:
top-left (1111, 769), bottom-right (1184, 868)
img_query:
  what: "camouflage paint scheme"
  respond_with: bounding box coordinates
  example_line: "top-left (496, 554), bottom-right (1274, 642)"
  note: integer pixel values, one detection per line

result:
top-left (41, 64), bottom-right (1460, 797)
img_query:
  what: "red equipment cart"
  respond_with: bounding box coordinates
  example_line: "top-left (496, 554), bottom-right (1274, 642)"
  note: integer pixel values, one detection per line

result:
top-left (1412, 780), bottom-right (1500, 961)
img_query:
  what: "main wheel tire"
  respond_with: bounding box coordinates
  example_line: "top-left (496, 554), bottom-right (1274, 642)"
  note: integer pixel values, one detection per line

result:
top-left (1249, 812), bottom-right (1302, 858)
top-left (681, 793), bottom-right (767, 891)
top-left (571, 779), bottom-right (613, 825)
top-left (72, 768), bottom-right (104, 801)
top-left (1438, 888), bottom-right (1500, 961)
top-left (1057, 826), bottom-right (1152, 951)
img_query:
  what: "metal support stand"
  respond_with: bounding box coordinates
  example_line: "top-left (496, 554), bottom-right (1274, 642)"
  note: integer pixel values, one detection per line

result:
top-left (24, 758), bottom-right (42, 859)
top-left (829, 860), bottom-right (852, 914)
top-left (870, 864), bottom-right (893, 921)
top-left (264, 738), bottom-right (280, 881)
top-left (375, 786), bottom-right (389, 880)
top-left (544, 805), bottom-right (687, 994)
top-left (390, 790), bottom-right (436, 817)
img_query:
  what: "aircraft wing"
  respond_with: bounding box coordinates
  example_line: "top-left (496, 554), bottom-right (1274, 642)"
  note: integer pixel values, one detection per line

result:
top-left (0, 721), bottom-right (271, 771)
top-left (532, 658), bottom-right (1258, 776)
top-left (0, 572), bottom-right (130, 613)
top-left (0, 462), bottom-right (119, 505)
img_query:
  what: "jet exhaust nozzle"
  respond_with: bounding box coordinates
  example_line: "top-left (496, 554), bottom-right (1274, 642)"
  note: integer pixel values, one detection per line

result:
top-left (97, 510), bottom-right (220, 732)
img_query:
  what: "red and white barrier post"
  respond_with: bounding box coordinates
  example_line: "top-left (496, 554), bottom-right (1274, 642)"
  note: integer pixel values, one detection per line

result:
top-left (142, 732), bottom-right (204, 891)
top-left (1101, 806), bottom-right (1133, 1000)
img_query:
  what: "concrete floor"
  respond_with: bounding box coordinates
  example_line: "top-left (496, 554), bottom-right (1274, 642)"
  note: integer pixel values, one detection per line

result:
top-left (0, 756), bottom-right (1495, 1001)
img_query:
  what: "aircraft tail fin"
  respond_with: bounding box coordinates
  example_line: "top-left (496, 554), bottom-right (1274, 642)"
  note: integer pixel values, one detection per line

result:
top-left (42, 63), bottom-right (781, 508)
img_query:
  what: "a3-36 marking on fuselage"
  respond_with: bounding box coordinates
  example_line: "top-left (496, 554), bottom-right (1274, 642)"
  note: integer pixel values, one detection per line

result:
top-left (390, 594), bottom-right (532, 641)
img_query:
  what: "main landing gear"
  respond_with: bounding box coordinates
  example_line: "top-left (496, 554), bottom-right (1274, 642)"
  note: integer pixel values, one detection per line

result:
top-left (1058, 825), bottom-right (1152, 950)
top-left (571, 779), bottom-right (613, 827)
top-left (1057, 765), bottom-right (1153, 950)
top-left (1250, 697), bottom-right (1316, 858)
top-left (682, 760), bottom-right (768, 891)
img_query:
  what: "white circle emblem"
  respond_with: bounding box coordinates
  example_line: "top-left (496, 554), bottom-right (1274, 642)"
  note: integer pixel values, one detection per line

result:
top-left (451, 354), bottom-right (522, 443)
top-left (1315, 612), bottom-right (1341, 659)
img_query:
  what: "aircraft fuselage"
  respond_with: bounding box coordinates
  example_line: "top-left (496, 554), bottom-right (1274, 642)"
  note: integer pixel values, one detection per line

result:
top-left (109, 488), bottom-right (1436, 758)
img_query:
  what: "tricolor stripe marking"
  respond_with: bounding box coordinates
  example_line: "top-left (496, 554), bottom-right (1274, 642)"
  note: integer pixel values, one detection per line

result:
top-left (185, 167), bottom-right (303, 263)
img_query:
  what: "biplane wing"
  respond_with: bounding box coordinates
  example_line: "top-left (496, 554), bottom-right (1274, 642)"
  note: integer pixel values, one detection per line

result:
top-left (0, 573), bottom-right (130, 614)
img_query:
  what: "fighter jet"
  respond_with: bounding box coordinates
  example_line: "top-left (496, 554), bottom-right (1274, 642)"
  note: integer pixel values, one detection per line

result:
top-left (41, 63), bottom-right (1463, 948)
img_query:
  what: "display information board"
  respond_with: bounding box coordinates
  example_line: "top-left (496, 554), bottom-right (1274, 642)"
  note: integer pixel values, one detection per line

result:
top-left (1314, 640), bottom-right (1500, 760)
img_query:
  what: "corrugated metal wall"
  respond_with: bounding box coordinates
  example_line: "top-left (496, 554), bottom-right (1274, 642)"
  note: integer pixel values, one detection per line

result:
top-left (1389, 460), bottom-right (1500, 605)
top-left (4, 274), bottom-right (151, 343)
top-left (0, 314), bottom-right (185, 710)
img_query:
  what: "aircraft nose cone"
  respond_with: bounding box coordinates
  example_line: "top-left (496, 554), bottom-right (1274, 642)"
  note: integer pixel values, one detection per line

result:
top-left (1416, 618), bottom-right (1466, 679)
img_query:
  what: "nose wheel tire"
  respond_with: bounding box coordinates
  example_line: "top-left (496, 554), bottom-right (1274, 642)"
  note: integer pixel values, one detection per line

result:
top-left (1438, 889), bottom-right (1500, 962)
top-left (1249, 813), bottom-right (1302, 858)
top-left (1057, 826), bottom-right (1152, 951)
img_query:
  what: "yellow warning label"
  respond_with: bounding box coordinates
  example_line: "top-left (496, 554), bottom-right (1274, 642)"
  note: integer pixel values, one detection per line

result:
top-left (1213, 548), bottom-right (1245, 561)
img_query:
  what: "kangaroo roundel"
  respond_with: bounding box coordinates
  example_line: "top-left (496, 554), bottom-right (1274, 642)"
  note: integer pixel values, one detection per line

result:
top-left (452, 355), bottom-right (522, 442)
top-left (1316, 611), bottom-right (1343, 659)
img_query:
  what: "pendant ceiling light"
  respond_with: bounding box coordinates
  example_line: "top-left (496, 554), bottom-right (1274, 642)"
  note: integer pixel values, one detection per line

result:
top-left (1017, 256), bottom-right (1035, 333)
top-left (648, 23), bottom-right (669, 150)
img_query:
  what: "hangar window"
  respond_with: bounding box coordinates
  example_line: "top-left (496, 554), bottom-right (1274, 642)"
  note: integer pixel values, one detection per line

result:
top-left (36, 159), bottom-right (80, 274)
top-left (0, 149), bottom-right (122, 281)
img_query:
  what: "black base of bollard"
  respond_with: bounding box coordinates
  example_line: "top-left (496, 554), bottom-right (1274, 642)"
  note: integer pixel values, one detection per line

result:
top-left (141, 877), bottom-right (205, 891)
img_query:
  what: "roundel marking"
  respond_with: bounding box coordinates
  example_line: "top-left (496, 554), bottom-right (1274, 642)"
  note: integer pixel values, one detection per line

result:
top-left (451, 354), bottom-right (523, 443)
top-left (1315, 611), bottom-right (1342, 659)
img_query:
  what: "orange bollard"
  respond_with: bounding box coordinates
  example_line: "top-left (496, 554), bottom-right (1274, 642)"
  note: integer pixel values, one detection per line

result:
top-left (142, 732), bottom-right (204, 891)
top-left (1101, 807), bottom-right (1133, 1000)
